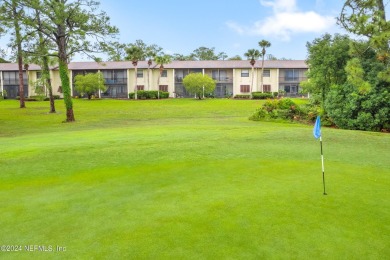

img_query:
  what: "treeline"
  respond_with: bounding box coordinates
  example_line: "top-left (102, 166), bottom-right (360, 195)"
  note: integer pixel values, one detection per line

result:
top-left (251, 0), bottom-right (390, 132)
top-left (299, 1), bottom-right (389, 132)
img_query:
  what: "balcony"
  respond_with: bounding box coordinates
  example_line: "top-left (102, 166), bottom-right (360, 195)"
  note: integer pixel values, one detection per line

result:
top-left (211, 77), bottom-right (233, 83)
top-left (279, 76), bottom-right (307, 83)
top-left (104, 78), bottom-right (127, 84)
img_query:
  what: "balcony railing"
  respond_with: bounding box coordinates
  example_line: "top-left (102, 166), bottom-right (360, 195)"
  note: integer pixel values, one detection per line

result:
top-left (2, 79), bottom-right (28, 85)
top-left (212, 77), bottom-right (233, 83)
top-left (279, 76), bottom-right (307, 83)
top-left (104, 78), bottom-right (127, 84)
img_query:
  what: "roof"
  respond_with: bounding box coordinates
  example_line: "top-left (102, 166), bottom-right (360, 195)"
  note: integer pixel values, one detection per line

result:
top-left (1, 60), bottom-right (308, 71)
top-left (0, 63), bottom-right (42, 71)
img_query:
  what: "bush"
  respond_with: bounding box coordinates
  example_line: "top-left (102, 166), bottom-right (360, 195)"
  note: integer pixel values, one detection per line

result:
top-left (29, 95), bottom-right (46, 101)
top-left (234, 95), bottom-right (251, 99)
top-left (16, 96), bottom-right (39, 101)
top-left (129, 91), bottom-right (169, 100)
top-left (252, 92), bottom-right (274, 99)
top-left (249, 98), bottom-right (303, 121)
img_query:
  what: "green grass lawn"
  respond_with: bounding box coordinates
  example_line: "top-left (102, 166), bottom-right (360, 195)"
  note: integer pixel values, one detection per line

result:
top-left (0, 98), bottom-right (389, 259)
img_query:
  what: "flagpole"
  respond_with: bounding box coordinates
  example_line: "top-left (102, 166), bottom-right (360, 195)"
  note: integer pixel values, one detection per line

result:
top-left (320, 136), bottom-right (327, 195)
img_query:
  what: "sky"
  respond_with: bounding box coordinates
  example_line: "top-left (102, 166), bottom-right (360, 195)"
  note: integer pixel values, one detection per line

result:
top-left (96, 0), bottom-right (346, 60)
top-left (0, 0), bottom-right (388, 61)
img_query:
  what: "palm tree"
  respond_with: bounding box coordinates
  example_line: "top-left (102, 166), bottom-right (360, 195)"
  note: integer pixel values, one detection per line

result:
top-left (125, 45), bottom-right (143, 99)
top-left (154, 54), bottom-right (172, 99)
top-left (244, 49), bottom-right (261, 97)
top-left (258, 40), bottom-right (271, 92)
top-left (145, 46), bottom-right (160, 91)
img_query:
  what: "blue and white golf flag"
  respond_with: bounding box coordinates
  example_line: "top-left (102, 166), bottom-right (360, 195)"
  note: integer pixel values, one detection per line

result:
top-left (313, 115), bottom-right (327, 195)
top-left (313, 116), bottom-right (321, 139)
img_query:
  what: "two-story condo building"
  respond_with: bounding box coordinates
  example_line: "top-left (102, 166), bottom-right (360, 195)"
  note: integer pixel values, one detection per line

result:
top-left (0, 60), bottom-right (308, 99)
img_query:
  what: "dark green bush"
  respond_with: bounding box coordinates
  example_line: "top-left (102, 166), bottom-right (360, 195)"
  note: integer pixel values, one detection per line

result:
top-left (16, 96), bottom-right (39, 101)
top-left (234, 95), bottom-right (251, 99)
top-left (252, 92), bottom-right (274, 99)
top-left (129, 91), bottom-right (169, 99)
top-left (250, 98), bottom-right (302, 121)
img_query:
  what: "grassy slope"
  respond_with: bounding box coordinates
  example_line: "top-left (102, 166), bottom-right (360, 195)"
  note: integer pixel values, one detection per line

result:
top-left (0, 99), bottom-right (389, 259)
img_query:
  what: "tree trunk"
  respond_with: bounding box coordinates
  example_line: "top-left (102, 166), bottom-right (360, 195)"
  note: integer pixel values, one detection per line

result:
top-left (261, 57), bottom-right (265, 93)
top-left (12, 0), bottom-right (25, 108)
top-left (250, 65), bottom-right (254, 98)
top-left (37, 9), bottom-right (55, 113)
top-left (59, 59), bottom-right (75, 122)
top-left (147, 59), bottom-right (152, 91)
top-left (158, 66), bottom-right (163, 99)
top-left (57, 26), bottom-right (75, 122)
top-left (43, 56), bottom-right (56, 113)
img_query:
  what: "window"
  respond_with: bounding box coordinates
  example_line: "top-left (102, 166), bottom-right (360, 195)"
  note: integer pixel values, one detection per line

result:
top-left (3, 71), bottom-right (26, 85)
top-left (240, 85), bottom-right (250, 93)
top-left (220, 70), bottom-right (227, 81)
top-left (159, 85), bottom-right (168, 92)
top-left (137, 85), bottom-right (144, 90)
top-left (263, 84), bottom-right (271, 92)
top-left (241, 69), bottom-right (249, 77)
top-left (57, 86), bottom-right (63, 93)
top-left (137, 69), bottom-right (143, 78)
top-left (36, 72), bottom-right (42, 79)
top-left (103, 70), bottom-right (127, 84)
top-left (263, 70), bottom-right (270, 77)
top-left (285, 69), bottom-right (298, 81)
top-left (212, 70), bottom-right (218, 80)
top-left (161, 70), bottom-right (167, 77)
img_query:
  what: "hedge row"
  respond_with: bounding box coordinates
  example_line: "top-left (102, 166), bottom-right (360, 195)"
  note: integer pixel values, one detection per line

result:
top-left (234, 92), bottom-right (280, 99)
top-left (129, 91), bottom-right (169, 99)
top-left (252, 92), bottom-right (279, 99)
top-left (16, 95), bottom-right (61, 101)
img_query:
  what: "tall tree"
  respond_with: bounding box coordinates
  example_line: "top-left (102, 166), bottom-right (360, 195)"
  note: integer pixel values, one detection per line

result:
top-left (228, 55), bottom-right (242, 60)
top-left (126, 45), bottom-right (143, 100)
top-left (25, 8), bottom-right (58, 113)
top-left (154, 54), bottom-right (171, 99)
top-left (339, 0), bottom-right (390, 81)
top-left (258, 39), bottom-right (271, 92)
top-left (218, 52), bottom-right (228, 60)
top-left (302, 33), bottom-right (351, 107)
top-left (145, 44), bottom-right (162, 90)
top-left (191, 47), bottom-right (220, 60)
top-left (104, 42), bottom-right (128, 61)
top-left (0, 0), bottom-right (26, 108)
top-left (25, 0), bottom-right (119, 122)
top-left (244, 49), bottom-right (261, 97)
top-left (172, 53), bottom-right (196, 61)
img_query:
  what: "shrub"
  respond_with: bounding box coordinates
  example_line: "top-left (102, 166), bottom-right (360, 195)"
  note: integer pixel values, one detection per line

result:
top-left (249, 108), bottom-right (268, 121)
top-left (159, 91), bottom-right (169, 98)
top-left (234, 95), bottom-right (251, 99)
top-left (29, 95), bottom-right (46, 101)
top-left (16, 96), bottom-right (40, 101)
top-left (252, 92), bottom-right (274, 99)
top-left (129, 91), bottom-right (169, 100)
top-left (249, 98), bottom-right (303, 122)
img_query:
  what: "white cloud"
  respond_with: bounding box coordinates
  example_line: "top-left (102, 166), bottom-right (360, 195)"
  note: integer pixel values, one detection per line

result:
top-left (227, 0), bottom-right (335, 41)
top-left (226, 21), bottom-right (246, 35)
